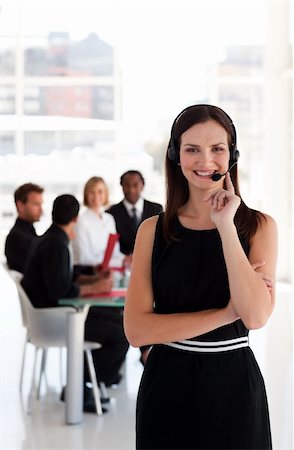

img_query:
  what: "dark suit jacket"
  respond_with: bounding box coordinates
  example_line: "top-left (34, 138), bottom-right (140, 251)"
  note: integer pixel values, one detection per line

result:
top-left (22, 224), bottom-right (79, 308)
top-left (107, 199), bottom-right (163, 255)
top-left (5, 217), bottom-right (37, 273)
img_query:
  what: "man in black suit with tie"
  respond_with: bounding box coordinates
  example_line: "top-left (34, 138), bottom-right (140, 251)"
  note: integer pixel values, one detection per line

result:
top-left (107, 170), bottom-right (163, 366)
top-left (107, 170), bottom-right (163, 257)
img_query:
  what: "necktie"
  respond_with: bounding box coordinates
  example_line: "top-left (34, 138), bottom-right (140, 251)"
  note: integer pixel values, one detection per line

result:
top-left (131, 207), bottom-right (139, 230)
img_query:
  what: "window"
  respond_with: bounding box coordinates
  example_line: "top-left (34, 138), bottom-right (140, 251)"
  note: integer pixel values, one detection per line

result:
top-left (0, 0), bottom-right (292, 283)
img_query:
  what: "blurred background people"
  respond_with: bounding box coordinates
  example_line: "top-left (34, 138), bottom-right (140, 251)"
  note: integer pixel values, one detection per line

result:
top-left (107, 170), bottom-right (163, 257)
top-left (5, 182), bottom-right (44, 273)
top-left (107, 170), bottom-right (163, 365)
top-left (73, 176), bottom-right (125, 273)
top-left (21, 194), bottom-right (129, 411)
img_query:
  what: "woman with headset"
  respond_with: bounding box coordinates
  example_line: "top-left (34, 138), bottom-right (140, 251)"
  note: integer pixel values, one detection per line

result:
top-left (124, 104), bottom-right (277, 449)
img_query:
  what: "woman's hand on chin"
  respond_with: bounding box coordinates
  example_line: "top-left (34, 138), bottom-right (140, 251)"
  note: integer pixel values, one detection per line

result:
top-left (203, 173), bottom-right (240, 229)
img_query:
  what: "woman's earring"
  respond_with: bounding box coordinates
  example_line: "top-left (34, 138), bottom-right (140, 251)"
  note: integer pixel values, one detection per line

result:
top-left (177, 162), bottom-right (181, 166)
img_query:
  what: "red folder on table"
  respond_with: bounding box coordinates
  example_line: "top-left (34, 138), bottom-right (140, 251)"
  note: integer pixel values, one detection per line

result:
top-left (101, 233), bottom-right (119, 271)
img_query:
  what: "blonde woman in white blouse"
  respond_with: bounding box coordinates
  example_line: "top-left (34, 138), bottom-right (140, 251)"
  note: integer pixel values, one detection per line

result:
top-left (73, 176), bottom-right (124, 269)
top-left (73, 176), bottom-right (129, 388)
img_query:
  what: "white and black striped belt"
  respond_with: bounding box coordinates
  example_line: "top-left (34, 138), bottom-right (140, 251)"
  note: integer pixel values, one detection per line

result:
top-left (163, 336), bottom-right (249, 353)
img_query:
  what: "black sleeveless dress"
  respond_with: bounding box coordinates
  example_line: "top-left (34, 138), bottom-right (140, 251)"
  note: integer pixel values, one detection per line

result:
top-left (136, 214), bottom-right (272, 450)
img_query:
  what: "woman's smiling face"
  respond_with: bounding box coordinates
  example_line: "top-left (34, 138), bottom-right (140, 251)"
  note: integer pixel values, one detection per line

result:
top-left (179, 119), bottom-right (230, 190)
top-left (86, 181), bottom-right (107, 210)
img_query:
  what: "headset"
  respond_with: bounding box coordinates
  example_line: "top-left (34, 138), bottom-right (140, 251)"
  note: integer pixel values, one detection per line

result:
top-left (167, 104), bottom-right (240, 167)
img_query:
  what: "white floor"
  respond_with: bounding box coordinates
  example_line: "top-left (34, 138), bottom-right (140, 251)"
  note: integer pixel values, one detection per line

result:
top-left (0, 266), bottom-right (143, 450)
top-left (0, 265), bottom-right (292, 450)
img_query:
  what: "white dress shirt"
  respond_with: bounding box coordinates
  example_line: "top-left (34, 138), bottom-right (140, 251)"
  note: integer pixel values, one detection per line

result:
top-left (73, 208), bottom-right (124, 267)
top-left (123, 197), bottom-right (144, 221)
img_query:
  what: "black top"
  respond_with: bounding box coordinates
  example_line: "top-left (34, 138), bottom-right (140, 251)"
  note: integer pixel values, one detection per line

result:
top-left (5, 217), bottom-right (37, 273)
top-left (21, 224), bottom-right (79, 308)
top-left (136, 214), bottom-right (272, 450)
top-left (107, 199), bottom-right (163, 255)
top-left (152, 214), bottom-right (249, 340)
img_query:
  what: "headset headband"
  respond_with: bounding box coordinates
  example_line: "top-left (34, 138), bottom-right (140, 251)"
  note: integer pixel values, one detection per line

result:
top-left (167, 104), bottom-right (239, 164)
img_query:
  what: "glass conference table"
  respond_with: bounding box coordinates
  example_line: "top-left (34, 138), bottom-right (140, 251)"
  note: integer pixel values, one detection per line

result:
top-left (58, 288), bottom-right (127, 425)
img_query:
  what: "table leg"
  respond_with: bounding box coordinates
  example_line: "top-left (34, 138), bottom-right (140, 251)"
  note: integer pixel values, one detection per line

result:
top-left (66, 311), bottom-right (84, 424)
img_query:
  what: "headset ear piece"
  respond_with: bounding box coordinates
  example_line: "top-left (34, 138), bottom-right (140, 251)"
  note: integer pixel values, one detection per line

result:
top-left (167, 138), bottom-right (179, 163)
top-left (230, 148), bottom-right (240, 164)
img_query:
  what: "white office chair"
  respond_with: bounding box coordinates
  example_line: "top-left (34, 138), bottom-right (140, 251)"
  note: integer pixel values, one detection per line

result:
top-left (4, 267), bottom-right (63, 396)
top-left (8, 269), bottom-right (103, 415)
top-left (1, 264), bottom-right (31, 392)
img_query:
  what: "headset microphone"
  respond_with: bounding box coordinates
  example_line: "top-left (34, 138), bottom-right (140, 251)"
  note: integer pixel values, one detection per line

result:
top-left (211, 161), bottom-right (238, 182)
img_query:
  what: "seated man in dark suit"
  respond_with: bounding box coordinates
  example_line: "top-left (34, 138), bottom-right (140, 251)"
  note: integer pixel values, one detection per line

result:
top-left (5, 182), bottom-right (44, 272)
top-left (107, 170), bottom-right (163, 365)
top-left (22, 194), bottom-right (129, 412)
top-left (107, 170), bottom-right (163, 256)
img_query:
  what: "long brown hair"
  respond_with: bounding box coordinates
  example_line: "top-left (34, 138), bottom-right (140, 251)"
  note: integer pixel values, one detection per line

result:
top-left (163, 104), bottom-right (265, 242)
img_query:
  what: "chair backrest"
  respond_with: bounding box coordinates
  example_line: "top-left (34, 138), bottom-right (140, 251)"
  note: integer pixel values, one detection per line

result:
top-left (11, 275), bottom-right (77, 349)
top-left (3, 265), bottom-right (29, 329)
top-left (2, 261), bottom-right (10, 272)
